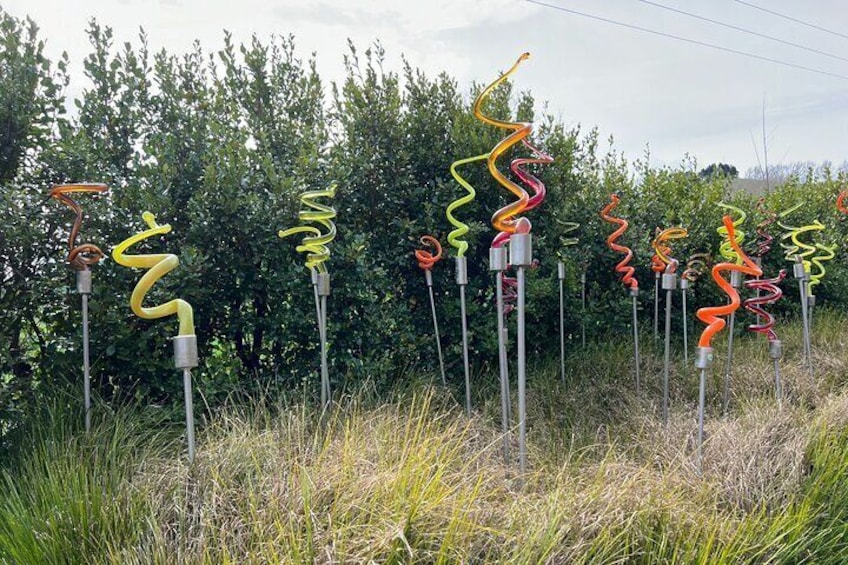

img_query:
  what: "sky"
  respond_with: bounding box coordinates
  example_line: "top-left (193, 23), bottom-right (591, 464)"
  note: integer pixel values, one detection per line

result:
top-left (6, 0), bottom-right (848, 176)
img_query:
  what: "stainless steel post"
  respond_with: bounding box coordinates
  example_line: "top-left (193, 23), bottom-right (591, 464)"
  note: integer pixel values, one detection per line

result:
top-left (558, 261), bottom-right (566, 384)
top-left (753, 258), bottom-right (762, 327)
top-left (317, 273), bottom-right (331, 410)
top-left (662, 268), bottom-right (677, 425)
top-left (653, 272), bottom-right (660, 339)
top-left (770, 339), bottom-right (783, 408)
top-left (511, 233), bottom-right (532, 474)
top-left (490, 247), bottom-right (510, 463)
top-left (723, 270), bottom-right (743, 414)
top-left (695, 346), bottom-right (713, 473)
top-left (174, 335), bottom-right (198, 462)
top-left (581, 271), bottom-right (587, 349)
top-left (807, 294), bottom-right (816, 342)
top-left (794, 259), bottom-right (812, 376)
top-left (425, 270), bottom-right (446, 386)
top-left (680, 278), bottom-right (689, 365)
top-left (630, 287), bottom-right (641, 393)
top-left (456, 257), bottom-right (471, 416)
top-left (311, 268), bottom-right (323, 391)
top-left (77, 268), bottom-right (92, 433)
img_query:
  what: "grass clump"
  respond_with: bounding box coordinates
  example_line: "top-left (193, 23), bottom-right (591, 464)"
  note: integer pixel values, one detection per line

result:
top-left (3, 309), bottom-right (848, 562)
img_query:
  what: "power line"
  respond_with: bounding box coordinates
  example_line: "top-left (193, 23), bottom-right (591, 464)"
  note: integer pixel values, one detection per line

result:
top-left (636, 0), bottom-right (848, 64)
top-left (524, 0), bottom-right (848, 82)
top-left (734, 0), bottom-right (848, 42)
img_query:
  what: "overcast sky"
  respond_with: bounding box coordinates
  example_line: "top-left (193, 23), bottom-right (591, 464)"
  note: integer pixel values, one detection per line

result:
top-left (6, 0), bottom-right (848, 175)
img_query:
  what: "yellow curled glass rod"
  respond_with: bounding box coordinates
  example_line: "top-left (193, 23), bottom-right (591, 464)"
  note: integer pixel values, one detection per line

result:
top-left (279, 184), bottom-right (337, 273)
top-left (446, 153), bottom-right (487, 258)
top-left (652, 227), bottom-right (688, 267)
top-left (790, 220), bottom-right (824, 276)
top-left (809, 240), bottom-right (836, 294)
top-left (777, 202), bottom-right (805, 261)
top-left (112, 212), bottom-right (195, 336)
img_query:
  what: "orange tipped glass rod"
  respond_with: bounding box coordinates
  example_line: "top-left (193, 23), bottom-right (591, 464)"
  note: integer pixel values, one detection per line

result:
top-left (48, 182), bottom-right (108, 434)
top-left (694, 215), bottom-right (761, 470)
top-left (474, 51), bottom-right (546, 475)
top-left (600, 193), bottom-right (640, 392)
top-left (714, 204), bottom-right (747, 413)
top-left (414, 235), bottom-right (447, 385)
top-left (653, 227), bottom-right (687, 425)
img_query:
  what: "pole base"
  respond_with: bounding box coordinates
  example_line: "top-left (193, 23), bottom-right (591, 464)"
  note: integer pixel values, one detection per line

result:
top-left (695, 347), bottom-right (713, 369)
top-left (76, 269), bottom-right (92, 294)
top-left (316, 273), bottom-right (331, 297)
top-left (510, 233), bottom-right (532, 267)
top-left (455, 256), bottom-right (468, 285)
top-left (769, 339), bottom-right (783, 360)
top-left (174, 335), bottom-right (198, 369)
top-left (730, 270), bottom-right (743, 288)
top-left (489, 247), bottom-right (508, 272)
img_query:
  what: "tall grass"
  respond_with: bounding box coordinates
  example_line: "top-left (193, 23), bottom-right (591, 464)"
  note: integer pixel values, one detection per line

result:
top-left (3, 310), bottom-right (848, 562)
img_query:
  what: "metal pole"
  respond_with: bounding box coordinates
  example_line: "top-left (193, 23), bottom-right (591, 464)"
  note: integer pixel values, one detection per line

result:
top-left (581, 271), bottom-right (587, 349)
top-left (174, 335), bottom-right (198, 462)
top-left (697, 368), bottom-right (706, 473)
top-left (320, 294), bottom-right (329, 407)
top-left (558, 261), bottom-right (566, 384)
top-left (517, 265), bottom-right (527, 474)
top-left (695, 346), bottom-right (713, 474)
top-left (631, 288), bottom-right (641, 393)
top-left (497, 272), bottom-right (510, 463)
top-left (795, 259), bottom-right (812, 376)
top-left (456, 257), bottom-right (471, 416)
top-left (662, 270), bottom-right (676, 425)
top-left (425, 270), bottom-right (446, 386)
top-left (490, 247), bottom-right (510, 463)
top-left (310, 269), bottom-right (325, 406)
top-left (807, 295), bottom-right (815, 341)
top-left (77, 268), bottom-right (92, 433)
top-left (511, 233), bottom-right (532, 475)
top-left (82, 293), bottom-right (91, 432)
top-left (183, 368), bottom-right (195, 462)
top-left (723, 270), bottom-right (743, 414)
top-left (653, 272), bottom-right (660, 339)
top-left (317, 273), bottom-right (331, 410)
top-left (770, 340), bottom-right (783, 408)
top-left (680, 278), bottom-right (689, 366)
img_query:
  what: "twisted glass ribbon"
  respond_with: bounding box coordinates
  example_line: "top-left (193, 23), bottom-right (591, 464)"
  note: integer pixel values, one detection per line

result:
top-left (652, 227), bottom-right (688, 273)
top-left (278, 185), bottom-right (337, 273)
top-left (415, 235), bottom-right (443, 271)
top-left (473, 52), bottom-right (534, 238)
top-left (743, 270), bottom-right (786, 341)
top-left (446, 154), bottom-right (486, 258)
top-left (716, 203), bottom-right (746, 264)
top-left (47, 183), bottom-right (109, 270)
top-left (600, 194), bottom-right (638, 290)
top-left (682, 253), bottom-right (710, 282)
top-left (696, 215), bottom-right (761, 347)
top-left (112, 212), bottom-right (195, 336)
top-left (777, 203), bottom-right (805, 261)
top-left (753, 197), bottom-right (776, 258)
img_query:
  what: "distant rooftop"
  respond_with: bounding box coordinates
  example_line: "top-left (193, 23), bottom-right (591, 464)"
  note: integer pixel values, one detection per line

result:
top-left (729, 178), bottom-right (780, 197)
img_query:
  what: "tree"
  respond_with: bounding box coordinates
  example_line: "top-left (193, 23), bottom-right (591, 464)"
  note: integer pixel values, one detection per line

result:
top-left (699, 163), bottom-right (738, 180)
